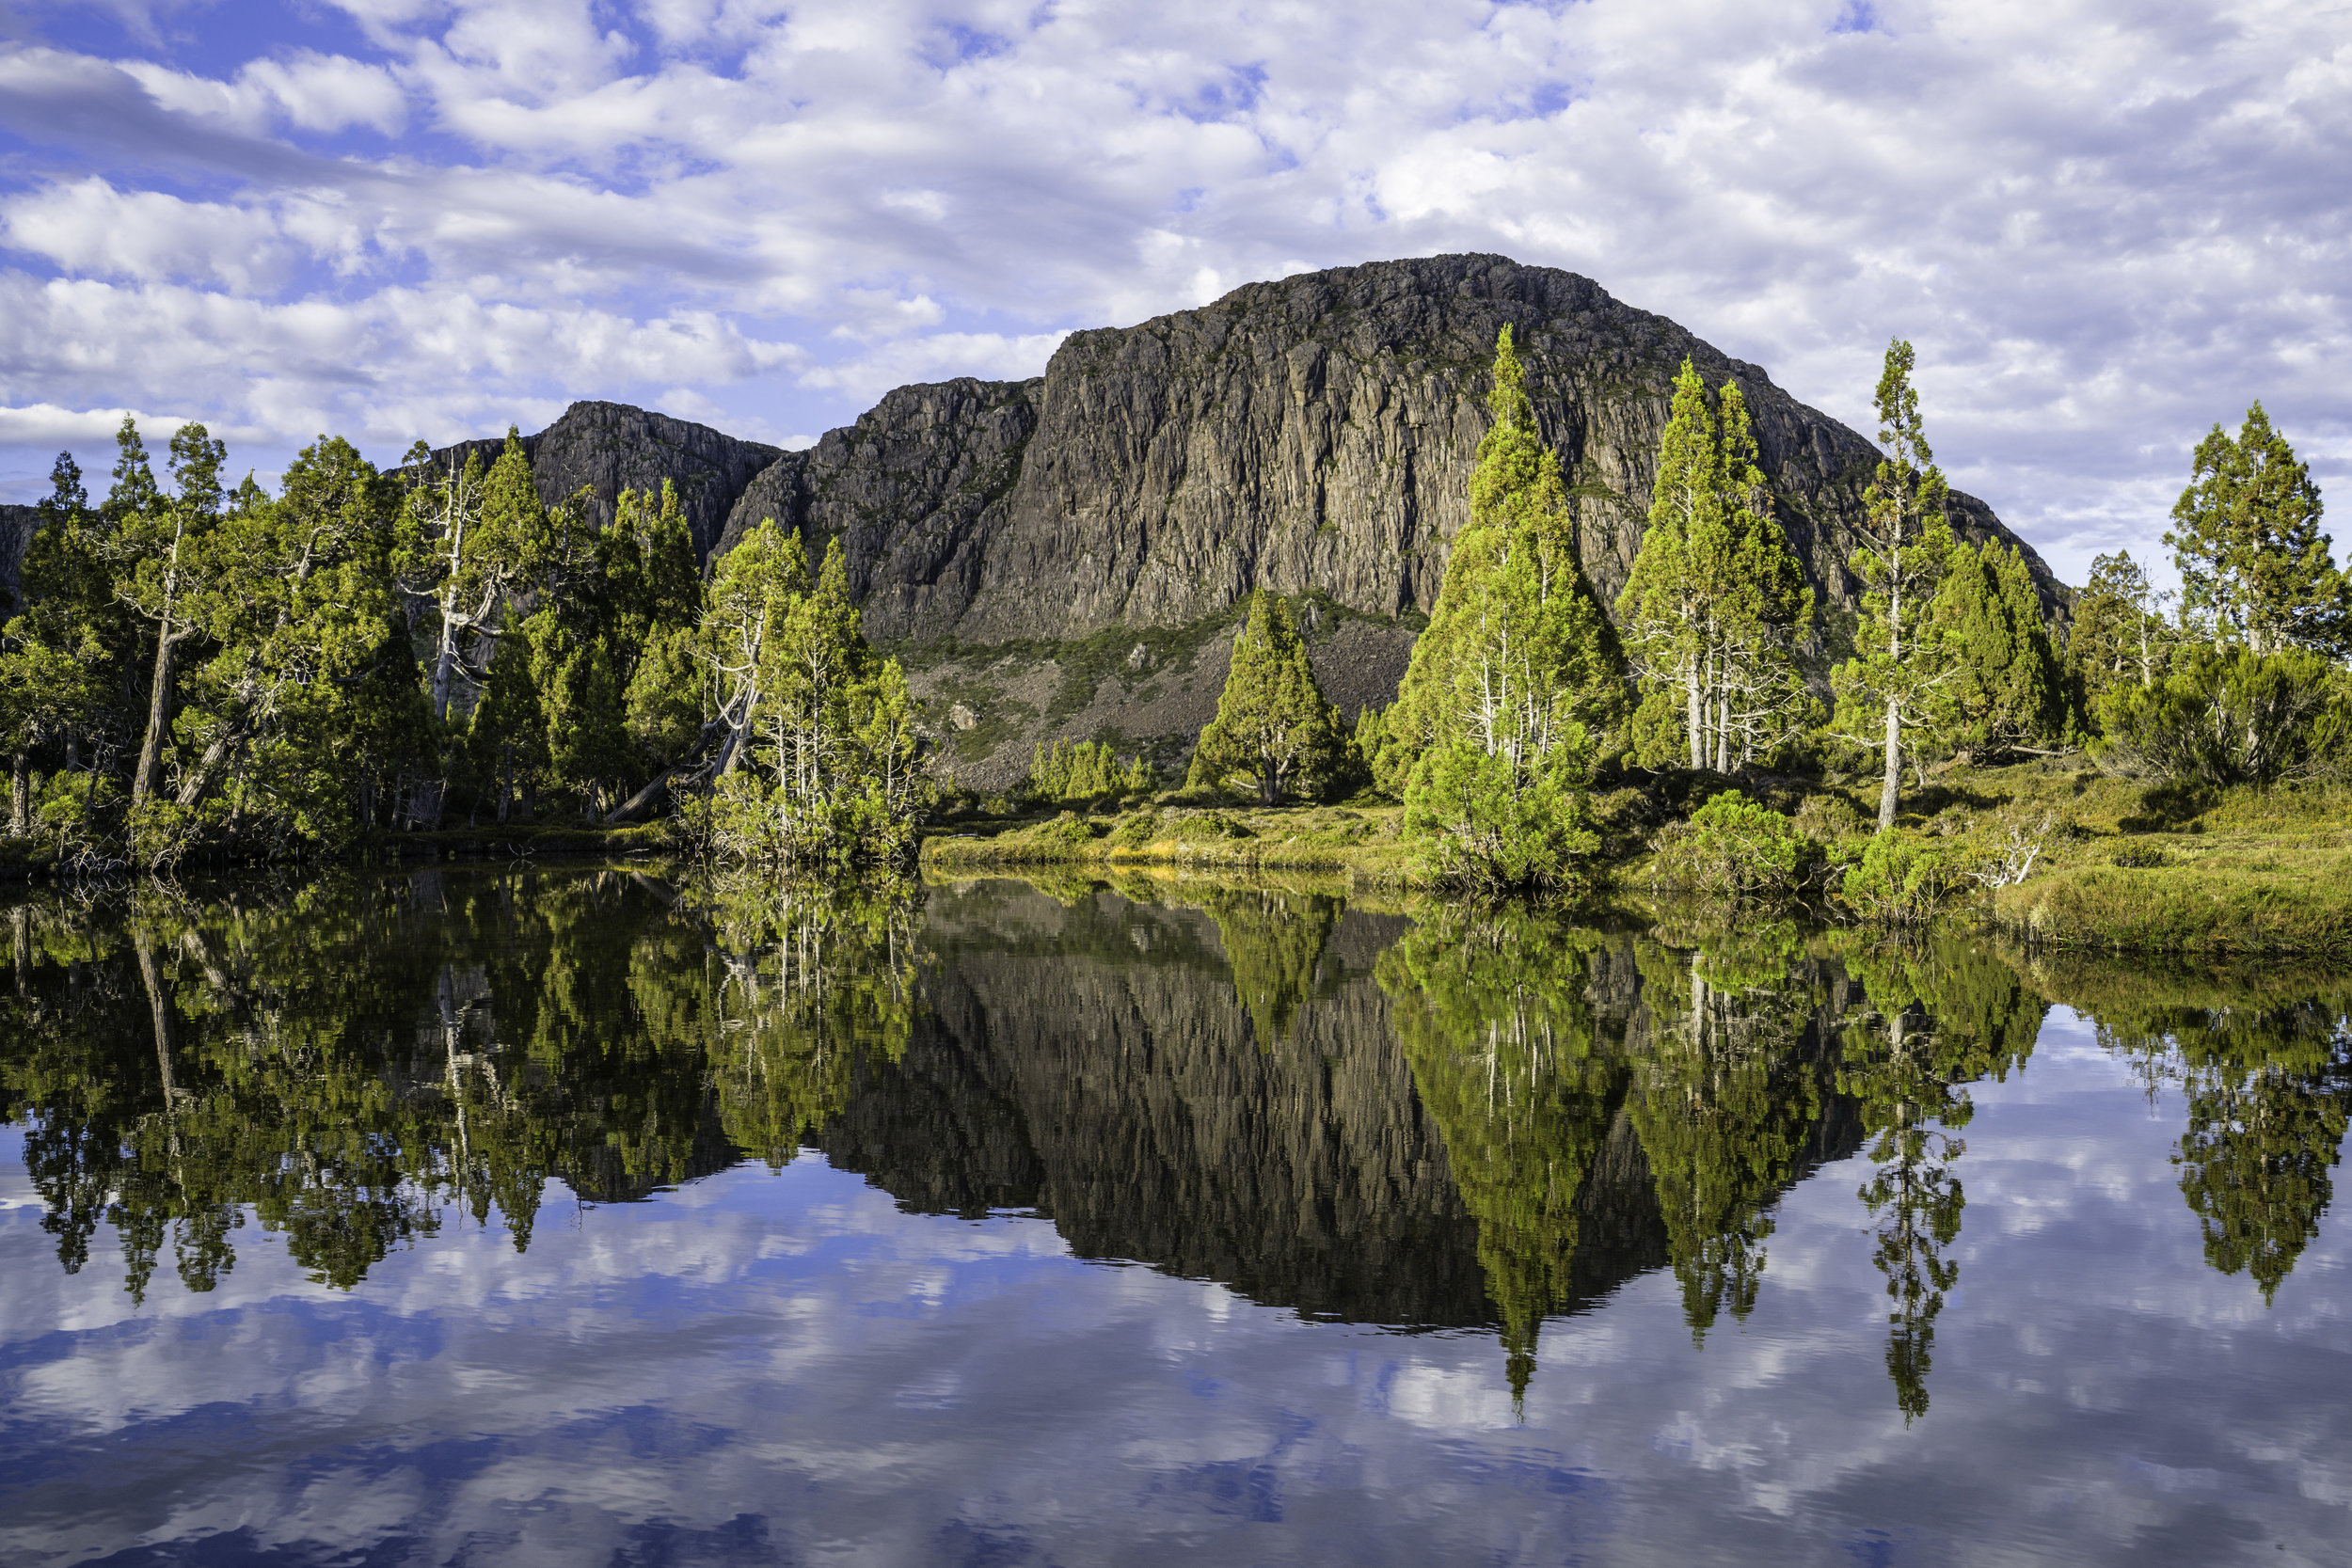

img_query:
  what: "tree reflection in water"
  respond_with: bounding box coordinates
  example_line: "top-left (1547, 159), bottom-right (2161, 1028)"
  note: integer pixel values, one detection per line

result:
top-left (2053, 960), bottom-right (2352, 1305)
top-left (2, 871), bottom-right (2346, 1427)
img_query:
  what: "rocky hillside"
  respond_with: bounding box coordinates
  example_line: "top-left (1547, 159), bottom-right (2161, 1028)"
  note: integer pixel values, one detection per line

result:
top-left (429, 400), bottom-right (779, 560)
top-left (447, 255), bottom-right (2067, 785)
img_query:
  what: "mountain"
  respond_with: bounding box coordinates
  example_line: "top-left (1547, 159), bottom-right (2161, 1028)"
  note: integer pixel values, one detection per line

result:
top-left (428, 400), bottom-right (780, 560)
top-left (442, 254), bottom-right (2068, 786)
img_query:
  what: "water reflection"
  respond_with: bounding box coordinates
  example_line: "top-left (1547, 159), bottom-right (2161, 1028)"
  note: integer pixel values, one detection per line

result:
top-left (1, 869), bottom-right (2346, 1433)
top-left (2040, 958), bottom-right (2352, 1304)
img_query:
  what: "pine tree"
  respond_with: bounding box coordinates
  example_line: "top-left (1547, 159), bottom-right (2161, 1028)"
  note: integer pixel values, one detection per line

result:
top-left (2165, 403), bottom-right (2346, 656)
top-left (1383, 327), bottom-right (1618, 888)
top-left (1928, 539), bottom-right (2069, 760)
top-left (1621, 365), bottom-right (1815, 771)
top-left (2069, 550), bottom-right (2172, 705)
top-left (0, 453), bottom-right (120, 835)
top-left (1187, 591), bottom-right (1349, 804)
top-left (118, 420), bottom-right (228, 816)
top-left (1831, 340), bottom-right (1954, 829)
top-left (1618, 359), bottom-right (1721, 770)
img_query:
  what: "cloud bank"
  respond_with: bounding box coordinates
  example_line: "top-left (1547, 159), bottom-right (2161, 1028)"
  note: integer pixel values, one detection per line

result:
top-left (0, 0), bottom-right (2346, 584)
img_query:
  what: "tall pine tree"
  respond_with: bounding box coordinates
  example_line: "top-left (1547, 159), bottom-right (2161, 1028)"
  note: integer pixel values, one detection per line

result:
top-left (1831, 340), bottom-right (1953, 829)
top-left (2165, 403), bottom-right (2345, 656)
top-left (1382, 327), bottom-right (1619, 889)
top-left (1927, 538), bottom-right (2069, 760)
top-left (1187, 590), bottom-right (1349, 804)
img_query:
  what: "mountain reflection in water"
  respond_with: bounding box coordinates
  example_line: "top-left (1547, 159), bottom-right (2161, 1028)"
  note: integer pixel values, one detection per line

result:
top-left (0, 868), bottom-right (2346, 1565)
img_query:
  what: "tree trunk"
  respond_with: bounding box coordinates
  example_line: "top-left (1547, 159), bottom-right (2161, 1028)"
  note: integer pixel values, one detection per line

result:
top-left (133, 630), bottom-right (180, 808)
top-left (1879, 698), bottom-right (1901, 830)
top-left (8, 750), bottom-right (24, 838)
top-left (1686, 659), bottom-right (1705, 770)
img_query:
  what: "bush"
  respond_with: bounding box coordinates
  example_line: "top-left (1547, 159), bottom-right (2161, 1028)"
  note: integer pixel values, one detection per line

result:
top-left (2108, 839), bottom-right (2171, 868)
top-left (2092, 645), bottom-right (2351, 791)
top-left (1837, 829), bottom-right (1979, 926)
top-left (1037, 810), bottom-right (1097, 845)
top-left (1108, 809), bottom-right (1161, 850)
top-left (1648, 790), bottom-right (1819, 899)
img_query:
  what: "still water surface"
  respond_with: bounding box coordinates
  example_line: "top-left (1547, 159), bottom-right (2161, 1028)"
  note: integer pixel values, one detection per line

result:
top-left (0, 869), bottom-right (2345, 1565)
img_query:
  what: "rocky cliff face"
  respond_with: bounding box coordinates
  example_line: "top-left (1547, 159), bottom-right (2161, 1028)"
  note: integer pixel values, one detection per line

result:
top-left (717, 254), bottom-right (2062, 649)
top-left (431, 400), bottom-right (779, 560)
top-left (450, 255), bottom-right (2066, 783)
top-left (0, 503), bottom-right (35, 604)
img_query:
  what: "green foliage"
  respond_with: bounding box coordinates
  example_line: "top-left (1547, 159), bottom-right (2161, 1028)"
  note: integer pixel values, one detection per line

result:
top-left (1385, 328), bottom-right (1620, 889)
top-left (2166, 402), bottom-right (2346, 656)
top-left (1928, 538), bottom-right (2070, 759)
top-left (2069, 550), bottom-right (2173, 706)
top-left (1828, 933), bottom-right (2044, 1417)
top-left (2090, 643), bottom-right (2350, 791)
top-left (704, 531), bottom-right (931, 868)
top-left (1030, 738), bottom-right (1150, 804)
top-left (1618, 360), bottom-right (1815, 771)
top-left (1375, 904), bottom-right (1615, 1405)
top-left (1831, 340), bottom-right (1956, 829)
top-left (1837, 829), bottom-right (1979, 926)
top-left (1187, 591), bottom-right (1350, 804)
top-left (1647, 790), bottom-right (1820, 900)
top-left (1201, 887), bottom-right (1338, 1046)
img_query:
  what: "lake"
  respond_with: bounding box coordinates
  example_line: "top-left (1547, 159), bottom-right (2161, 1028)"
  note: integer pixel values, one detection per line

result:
top-left (1, 867), bottom-right (2345, 1566)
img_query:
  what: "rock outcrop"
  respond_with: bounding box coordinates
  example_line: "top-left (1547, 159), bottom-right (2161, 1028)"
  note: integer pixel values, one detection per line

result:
top-left (448, 255), bottom-right (2068, 782)
top-left (717, 254), bottom-right (2063, 648)
top-left (431, 400), bottom-right (780, 560)
top-left (0, 502), bottom-right (36, 603)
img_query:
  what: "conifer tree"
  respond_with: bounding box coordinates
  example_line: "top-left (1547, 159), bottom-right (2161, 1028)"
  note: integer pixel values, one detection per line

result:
top-left (2165, 403), bottom-right (2346, 656)
top-left (1927, 539), bottom-right (2069, 760)
top-left (1381, 327), bottom-right (1618, 888)
top-left (118, 420), bottom-right (228, 812)
top-left (0, 453), bottom-right (119, 834)
top-left (1187, 590), bottom-right (1349, 804)
top-left (1621, 365), bottom-right (1815, 771)
top-left (1619, 359), bottom-right (1721, 769)
top-left (1831, 340), bottom-right (1954, 829)
top-left (2068, 550), bottom-right (2172, 704)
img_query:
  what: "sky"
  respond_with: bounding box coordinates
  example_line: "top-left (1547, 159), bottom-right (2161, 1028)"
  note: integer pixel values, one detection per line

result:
top-left (0, 0), bottom-right (2346, 588)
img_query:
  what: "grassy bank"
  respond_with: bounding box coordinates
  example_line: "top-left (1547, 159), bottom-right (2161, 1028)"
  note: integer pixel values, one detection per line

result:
top-left (4, 820), bottom-right (682, 880)
top-left (921, 801), bottom-right (1423, 884)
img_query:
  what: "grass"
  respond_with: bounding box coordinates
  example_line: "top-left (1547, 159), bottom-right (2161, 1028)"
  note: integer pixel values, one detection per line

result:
top-left (921, 800), bottom-right (1423, 884)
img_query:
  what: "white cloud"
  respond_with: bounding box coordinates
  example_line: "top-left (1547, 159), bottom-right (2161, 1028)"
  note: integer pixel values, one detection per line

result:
top-left (118, 51), bottom-right (407, 135)
top-left (0, 0), bottom-right (2344, 589)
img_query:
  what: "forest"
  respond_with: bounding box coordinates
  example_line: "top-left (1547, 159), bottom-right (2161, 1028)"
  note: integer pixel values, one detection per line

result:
top-left (4, 331), bottom-right (2345, 898)
top-left (0, 424), bottom-right (925, 871)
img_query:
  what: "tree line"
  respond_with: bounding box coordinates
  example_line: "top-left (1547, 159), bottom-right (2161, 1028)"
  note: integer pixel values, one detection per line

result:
top-left (0, 423), bottom-right (928, 870)
top-left (1178, 328), bottom-right (2349, 887)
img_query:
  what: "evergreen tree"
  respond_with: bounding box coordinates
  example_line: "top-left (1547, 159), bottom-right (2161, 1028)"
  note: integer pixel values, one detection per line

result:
top-left (2069, 550), bottom-right (2172, 705)
top-left (117, 420), bottom-right (228, 816)
top-left (2166, 404), bottom-right (2346, 656)
top-left (1186, 591), bottom-right (1349, 804)
top-left (1621, 365), bottom-right (1815, 771)
top-left (1831, 340), bottom-right (1954, 829)
top-left (1928, 538), bottom-right (2069, 760)
top-left (0, 453), bottom-right (120, 834)
top-left (468, 637), bottom-right (548, 823)
top-left (1382, 327), bottom-right (1619, 889)
top-left (1620, 358), bottom-right (1722, 769)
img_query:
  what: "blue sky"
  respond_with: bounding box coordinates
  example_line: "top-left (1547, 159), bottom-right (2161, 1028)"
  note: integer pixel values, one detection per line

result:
top-left (0, 0), bottom-right (2346, 587)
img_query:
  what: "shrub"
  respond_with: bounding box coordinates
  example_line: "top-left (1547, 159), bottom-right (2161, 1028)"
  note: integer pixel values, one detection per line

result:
top-left (1837, 829), bottom-right (1979, 926)
top-left (1648, 789), bottom-right (1819, 899)
top-left (2092, 645), bottom-right (2351, 791)
top-left (1036, 810), bottom-right (1097, 845)
top-left (1108, 810), bottom-right (1161, 851)
top-left (2108, 839), bottom-right (2171, 868)
top-left (1027, 739), bottom-right (1152, 804)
